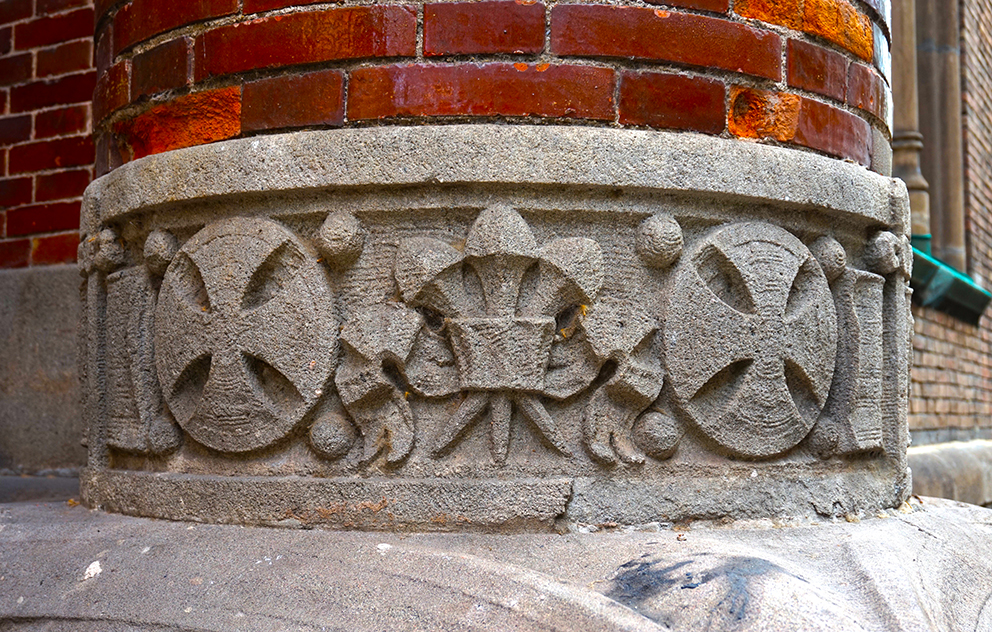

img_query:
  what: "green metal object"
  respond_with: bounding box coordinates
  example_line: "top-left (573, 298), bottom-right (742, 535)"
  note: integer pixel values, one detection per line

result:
top-left (910, 246), bottom-right (991, 326)
top-left (911, 234), bottom-right (932, 255)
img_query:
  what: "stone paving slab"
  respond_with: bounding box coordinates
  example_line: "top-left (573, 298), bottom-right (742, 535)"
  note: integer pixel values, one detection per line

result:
top-left (2, 497), bottom-right (991, 631)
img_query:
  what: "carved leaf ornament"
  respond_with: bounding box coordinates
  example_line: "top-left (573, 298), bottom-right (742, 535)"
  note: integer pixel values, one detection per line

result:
top-left (155, 218), bottom-right (337, 453)
top-left (666, 222), bottom-right (838, 458)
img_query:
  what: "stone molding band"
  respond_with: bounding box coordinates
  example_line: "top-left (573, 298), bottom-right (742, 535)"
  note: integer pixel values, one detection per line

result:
top-left (82, 125), bottom-right (906, 236)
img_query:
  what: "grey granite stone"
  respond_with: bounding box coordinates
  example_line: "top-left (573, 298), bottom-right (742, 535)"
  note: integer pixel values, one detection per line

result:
top-left (79, 125), bottom-right (914, 527)
top-left (0, 266), bottom-right (83, 475)
top-left (909, 440), bottom-right (992, 507)
top-left (2, 497), bottom-right (991, 631)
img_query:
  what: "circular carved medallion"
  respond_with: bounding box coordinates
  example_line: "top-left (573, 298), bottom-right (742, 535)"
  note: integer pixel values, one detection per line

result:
top-left (155, 218), bottom-right (337, 453)
top-left (665, 222), bottom-right (837, 458)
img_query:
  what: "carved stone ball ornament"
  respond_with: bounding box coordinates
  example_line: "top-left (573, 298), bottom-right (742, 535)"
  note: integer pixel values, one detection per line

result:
top-left (666, 222), bottom-right (838, 459)
top-left (154, 217), bottom-right (338, 453)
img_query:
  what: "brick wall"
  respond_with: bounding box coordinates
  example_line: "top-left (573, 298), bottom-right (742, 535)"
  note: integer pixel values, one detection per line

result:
top-left (0, 0), bottom-right (95, 269)
top-left (91, 0), bottom-right (891, 178)
top-left (909, 0), bottom-right (992, 437)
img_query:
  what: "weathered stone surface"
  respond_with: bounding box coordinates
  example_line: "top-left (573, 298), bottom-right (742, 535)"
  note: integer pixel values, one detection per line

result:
top-left (3, 498), bottom-right (992, 631)
top-left (909, 440), bottom-right (992, 507)
top-left (0, 266), bottom-right (84, 475)
top-left (666, 222), bottom-right (837, 459)
top-left (80, 125), bottom-right (912, 527)
top-left (154, 217), bottom-right (337, 453)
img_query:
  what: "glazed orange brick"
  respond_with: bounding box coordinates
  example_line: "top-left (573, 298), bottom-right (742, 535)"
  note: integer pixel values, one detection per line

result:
top-left (787, 39), bottom-right (848, 102)
top-left (646, 0), bottom-right (729, 12)
top-left (242, 69), bottom-right (344, 132)
top-left (734, 0), bottom-right (803, 29)
top-left (349, 63), bottom-right (616, 121)
top-left (802, 0), bottom-right (873, 61)
top-left (847, 62), bottom-right (885, 120)
top-left (551, 5), bottom-right (781, 81)
top-left (31, 231), bottom-right (79, 264)
top-left (35, 169), bottom-right (90, 202)
top-left (195, 6), bottom-right (417, 81)
top-left (93, 61), bottom-right (130, 121)
top-left (794, 96), bottom-right (871, 164)
top-left (9, 136), bottom-right (93, 174)
top-left (114, 0), bottom-right (237, 55)
top-left (619, 71), bottom-right (726, 134)
top-left (424, 1), bottom-right (545, 56)
top-left (0, 238), bottom-right (30, 268)
top-left (10, 71), bottom-right (96, 112)
top-left (13, 7), bottom-right (93, 50)
top-left (35, 105), bottom-right (89, 139)
top-left (113, 86), bottom-right (241, 160)
top-left (132, 38), bottom-right (189, 100)
top-left (36, 40), bottom-right (92, 79)
top-left (6, 200), bottom-right (81, 236)
top-left (728, 85), bottom-right (801, 141)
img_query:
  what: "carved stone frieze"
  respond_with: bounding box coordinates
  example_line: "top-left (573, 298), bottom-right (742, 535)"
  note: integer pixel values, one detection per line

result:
top-left (154, 217), bottom-right (338, 453)
top-left (666, 222), bottom-right (838, 459)
top-left (79, 125), bottom-right (912, 528)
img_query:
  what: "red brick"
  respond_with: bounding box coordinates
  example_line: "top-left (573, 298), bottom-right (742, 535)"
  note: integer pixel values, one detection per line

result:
top-left (619, 71), bottom-right (725, 133)
top-left (131, 38), bottom-right (188, 100)
top-left (0, 53), bottom-right (31, 87)
top-left (847, 62), bottom-right (885, 120)
top-left (10, 71), bottom-right (96, 112)
top-left (37, 0), bottom-right (90, 14)
top-left (6, 200), bottom-right (80, 235)
top-left (0, 26), bottom-right (11, 55)
top-left (645, 0), bottom-right (729, 12)
top-left (114, 0), bottom-right (237, 54)
top-left (95, 0), bottom-right (122, 23)
top-left (36, 40), bottom-right (93, 78)
top-left (93, 61), bottom-right (129, 121)
top-left (14, 8), bottom-right (93, 50)
top-left (242, 69), bottom-right (343, 133)
top-left (0, 114), bottom-right (30, 143)
top-left (113, 86), bottom-right (241, 160)
top-left (36, 169), bottom-right (90, 202)
top-left (349, 63), bottom-right (615, 121)
top-left (95, 24), bottom-right (112, 76)
top-left (794, 97), bottom-right (871, 165)
top-left (0, 0), bottom-right (32, 25)
top-left (787, 39), bottom-right (848, 102)
top-left (551, 5), bottom-right (782, 81)
top-left (244, 0), bottom-right (323, 13)
top-left (0, 176), bottom-right (32, 208)
top-left (0, 238), bottom-right (30, 268)
top-left (195, 6), bottom-right (417, 80)
top-left (31, 230), bottom-right (78, 264)
top-left (35, 104), bottom-right (88, 138)
top-left (9, 136), bottom-right (94, 173)
top-left (728, 85), bottom-right (801, 141)
top-left (424, 2), bottom-right (545, 56)
top-left (0, 148), bottom-right (6, 174)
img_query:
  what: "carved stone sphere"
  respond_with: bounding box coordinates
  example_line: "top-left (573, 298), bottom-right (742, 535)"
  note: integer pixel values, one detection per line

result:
top-left (633, 411), bottom-right (684, 460)
top-left (636, 214), bottom-right (683, 269)
top-left (810, 236), bottom-right (847, 282)
top-left (309, 412), bottom-right (358, 460)
top-left (865, 231), bottom-right (900, 275)
top-left (94, 229), bottom-right (127, 272)
top-left (144, 230), bottom-right (179, 277)
top-left (316, 211), bottom-right (364, 269)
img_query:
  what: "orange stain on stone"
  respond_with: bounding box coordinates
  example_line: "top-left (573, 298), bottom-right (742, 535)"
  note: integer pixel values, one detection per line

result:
top-left (727, 86), bottom-right (801, 142)
top-left (513, 62), bottom-right (529, 71)
top-left (114, 86), bottom-right (242, 160)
